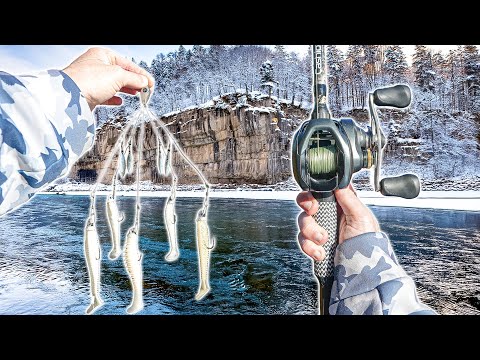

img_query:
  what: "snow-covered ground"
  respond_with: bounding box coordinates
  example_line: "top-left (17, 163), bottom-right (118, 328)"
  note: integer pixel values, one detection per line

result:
top-left (40, 181), bottom-right (480, 212)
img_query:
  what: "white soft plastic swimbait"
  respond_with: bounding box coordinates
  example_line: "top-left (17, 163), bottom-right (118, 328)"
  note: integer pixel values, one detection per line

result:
top-left (126, 140), bottom-right (134, 175)
top-left (165, 142), bottom-right (172, 176)
top-left (118, 147), bottom-right (126, 178)
top-left (123, 211), bottom-right (144, 314)
top-left (156, 137), bottom-right (167, 176)
top-left (195, 210), bottom-right (215, 301)
top-left (84, 205), bottom-right (104, 314)
top-left (164, 192), bottom-right (179, 262)
top-left (106, 195), bottom-right (123, 260)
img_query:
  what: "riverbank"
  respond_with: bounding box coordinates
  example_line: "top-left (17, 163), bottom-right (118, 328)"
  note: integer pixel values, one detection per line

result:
top-left (39, 186), bottom-right (480, 212)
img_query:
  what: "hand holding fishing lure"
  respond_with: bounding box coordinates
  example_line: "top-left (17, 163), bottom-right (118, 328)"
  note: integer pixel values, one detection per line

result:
top-left (291, 45), bottom-right (420, 315)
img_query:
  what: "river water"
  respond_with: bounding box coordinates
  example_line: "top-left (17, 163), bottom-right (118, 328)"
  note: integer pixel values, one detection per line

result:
top-left (0, 195), bottom-right (478, 315)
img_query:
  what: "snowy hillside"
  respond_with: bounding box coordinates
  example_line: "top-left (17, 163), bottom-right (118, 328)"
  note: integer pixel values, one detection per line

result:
top-left (92, 45), bottom-right (479, 187)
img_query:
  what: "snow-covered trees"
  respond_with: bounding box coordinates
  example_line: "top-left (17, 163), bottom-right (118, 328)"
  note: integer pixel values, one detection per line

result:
top-left (463, 45), bottom-right (480, 111)
top-left (327, 45), bottom-right (344, 108)
top-left (98, 44), bottom-right (479, 120)
top-left (384, 45), bottom-right (408, 83)
top-left (463, 45), bottom-right (480, 95)
top-left (413, 45), bottom-right (436, 92)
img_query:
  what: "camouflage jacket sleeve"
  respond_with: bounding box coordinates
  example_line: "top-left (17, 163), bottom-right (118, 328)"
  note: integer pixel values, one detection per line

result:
top-left (330, 232), bottom-right (437, 315)
top-left (0, 70), bottom-right (95, 216)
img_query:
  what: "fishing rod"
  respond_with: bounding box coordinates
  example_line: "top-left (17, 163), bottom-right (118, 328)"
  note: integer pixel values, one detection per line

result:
top-left (291, 45), bottom-right (421, 315)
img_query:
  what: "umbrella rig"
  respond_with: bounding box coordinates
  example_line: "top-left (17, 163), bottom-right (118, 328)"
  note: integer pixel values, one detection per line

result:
top-left (83, 88), bottom-right (215, 315)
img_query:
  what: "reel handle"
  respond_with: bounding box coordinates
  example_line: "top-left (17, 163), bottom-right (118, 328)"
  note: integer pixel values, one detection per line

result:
top-left (373, 85), bottom-right (411, 108)
top-left (312, 192), bottom-right (338, 315)
top-left (380, 174), bottom-right (421, 199)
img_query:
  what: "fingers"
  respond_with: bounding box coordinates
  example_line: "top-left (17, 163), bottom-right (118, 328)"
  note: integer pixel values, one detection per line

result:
top-left (103, 96), bottom-right (122, 106)
top-left (334, 185), bottom-right (367, 217)
top-left (298, 233), bottom-right (325, 262)
top-left (297, 211), bottom-right (328, 262)
top-left (297, 212), bottom-right (327, 244)
top-left (348, 183), bottom-right (357, 196)
top-left (119, 87), bottom-right (139, 96)
top-left (296, 191), bottom-right (319, 216)
top-left (111, 52), bottom-right (155, 88)
top-left (114, 65), bottom-right (150, 92)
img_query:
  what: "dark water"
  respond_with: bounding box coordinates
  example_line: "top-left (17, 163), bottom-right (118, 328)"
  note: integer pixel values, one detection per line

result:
top-left (0, 195), bottom-right (478, 315)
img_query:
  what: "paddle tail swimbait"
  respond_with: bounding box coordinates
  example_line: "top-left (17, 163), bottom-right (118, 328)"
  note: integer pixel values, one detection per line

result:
top-left (123, 223), bottom-right (144, 314)
top-left (156, 137), bottom-right (167, 176)
top-left (84, 207), bottom-right (104, 315)
top-left (106, 195), bottom-right (124, 260)
top-left (164, 193), bottom-right (179, 262)
top-left (126, 140), bottom-right (134, 175)
top-left (194, 209), bottom-right (215, 301)
top-left (118, 147), bottom-right (127, 178)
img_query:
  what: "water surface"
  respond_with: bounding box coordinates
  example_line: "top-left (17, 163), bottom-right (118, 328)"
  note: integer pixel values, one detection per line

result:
top-left (0, 195), bottom-right (478, 315)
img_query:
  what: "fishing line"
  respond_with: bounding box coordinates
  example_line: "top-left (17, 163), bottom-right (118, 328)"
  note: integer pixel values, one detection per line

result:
top-left (308, 146), bottom-right (336, 175)
top-left (90, 120), bottom-right (134, 198)
top-left (133, 121), bottom-right (145, 229)
top-left (147, 115), bottom-right (179, 203)
top-left (146, 110), bottom-right (211, 216)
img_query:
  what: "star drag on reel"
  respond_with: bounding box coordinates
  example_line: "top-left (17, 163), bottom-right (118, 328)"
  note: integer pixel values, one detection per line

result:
top-left (291, 45), bottom-right (421, 315)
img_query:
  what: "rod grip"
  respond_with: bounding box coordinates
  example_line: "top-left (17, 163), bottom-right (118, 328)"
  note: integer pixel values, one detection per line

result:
top-left (312, 193), bottom-right (338, 314)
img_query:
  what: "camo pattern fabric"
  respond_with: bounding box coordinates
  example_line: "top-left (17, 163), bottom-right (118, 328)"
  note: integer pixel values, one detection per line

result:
top-left (0, 70), bottom-right (94, 216)
top-left (330, 231), bottom-right (437, 315)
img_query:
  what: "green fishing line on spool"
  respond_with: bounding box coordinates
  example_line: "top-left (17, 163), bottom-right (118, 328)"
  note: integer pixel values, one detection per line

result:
top-left (308, 145), bottom-right (336, 175)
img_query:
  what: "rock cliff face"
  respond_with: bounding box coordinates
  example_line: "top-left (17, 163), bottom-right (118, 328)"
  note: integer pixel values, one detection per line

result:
top-left (69, 93), bottom-right (308, 185)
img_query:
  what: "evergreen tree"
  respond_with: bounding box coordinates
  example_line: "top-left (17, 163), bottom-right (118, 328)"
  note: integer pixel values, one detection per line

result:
top-left (177, 45), bottom-right (187, 63)
top-left (138, 60), bottom-right (149, 72)
top-left (431, 52), bottom-right (448, 109)
top-left (446, 48), bottom-right (463, 111)
top-left (362, 45), bottom-right (379, 88)
top-left (384, 45), bottom-right (408, 83)
top-left (463, 45), bottom-right (480, 97)
top-left (260, 60), bottom-right (275, 98)
top-left (346, 45), bottom-right (365, 107)
top-left (327, 45), bottom-right (344, 108)
top-left (273, 45), bottom-right (288, 98)
top-left (413, 45), bottom-right (435, 92)
top-left (176, 45), bottom-right (188, 74)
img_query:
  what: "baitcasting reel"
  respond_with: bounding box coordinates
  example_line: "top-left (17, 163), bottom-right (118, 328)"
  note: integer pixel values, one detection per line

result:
top-left (292, 84), bottom-right (420, 199)
top-left (292, 79), bottom-right (420, 315)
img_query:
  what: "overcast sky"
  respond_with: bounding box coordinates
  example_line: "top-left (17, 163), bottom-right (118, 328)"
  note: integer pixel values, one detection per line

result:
top-left (0, 45), bottom-right (469, 74)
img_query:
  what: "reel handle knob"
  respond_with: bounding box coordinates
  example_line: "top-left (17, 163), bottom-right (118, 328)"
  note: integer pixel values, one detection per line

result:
top-left (373, 85), bottom-right (411, 108)
top-left (379, 174), bottom-right (421, 199)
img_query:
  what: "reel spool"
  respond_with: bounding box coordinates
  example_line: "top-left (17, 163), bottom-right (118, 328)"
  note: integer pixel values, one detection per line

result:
top-left (308, 144), bottom-right (336, 177)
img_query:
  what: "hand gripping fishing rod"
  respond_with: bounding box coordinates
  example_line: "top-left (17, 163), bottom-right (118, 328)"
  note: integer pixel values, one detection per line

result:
top-left (292, 45), bottom-right (421, 315)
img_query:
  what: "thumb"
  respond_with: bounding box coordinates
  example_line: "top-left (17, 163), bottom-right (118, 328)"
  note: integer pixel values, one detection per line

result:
top-left (334, 185), bottom-right (366, 217)
top-left (115, 67), bottom-right (149, 91)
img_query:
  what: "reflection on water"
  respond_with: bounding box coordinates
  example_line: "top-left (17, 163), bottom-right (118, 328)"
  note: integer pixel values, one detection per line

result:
top-left (0, 195), bottom-right (478, 315)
